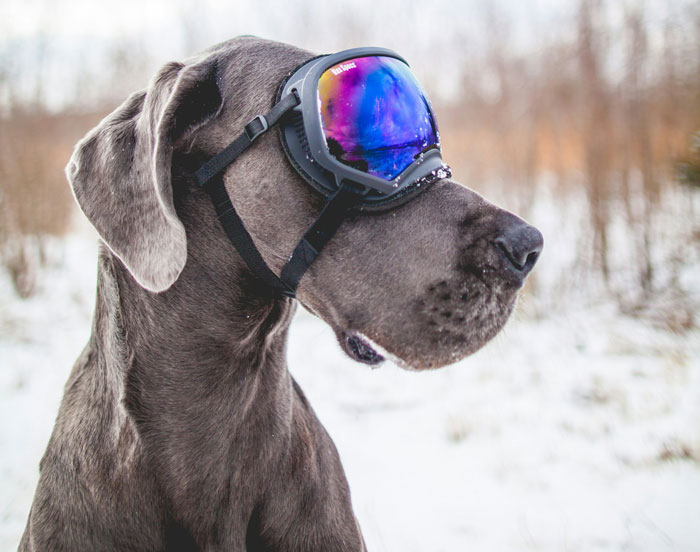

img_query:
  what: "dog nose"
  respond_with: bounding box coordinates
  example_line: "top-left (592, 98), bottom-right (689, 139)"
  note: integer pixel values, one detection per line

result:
top-left (494, 223), bottom-right (543, 276)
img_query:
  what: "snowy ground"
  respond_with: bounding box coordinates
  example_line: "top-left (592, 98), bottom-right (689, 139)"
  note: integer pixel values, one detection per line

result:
top-left (1, 231), bottom-right (699, 551)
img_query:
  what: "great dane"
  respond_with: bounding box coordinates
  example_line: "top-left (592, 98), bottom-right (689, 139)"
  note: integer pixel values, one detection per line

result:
top-left (20, 36), bottom-right (542, 551)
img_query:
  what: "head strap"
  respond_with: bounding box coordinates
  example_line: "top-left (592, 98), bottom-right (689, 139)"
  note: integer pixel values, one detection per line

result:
top-left (195, 91), bottom-right (300, 186)
top-left (195, 91), bottom-right (358, 299)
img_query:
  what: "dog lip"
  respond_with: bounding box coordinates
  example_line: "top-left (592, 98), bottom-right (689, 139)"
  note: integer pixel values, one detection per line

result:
top-left (342, 332), bottom-right (385, 366)
top-left (338, 330), bottom-right (424, 371)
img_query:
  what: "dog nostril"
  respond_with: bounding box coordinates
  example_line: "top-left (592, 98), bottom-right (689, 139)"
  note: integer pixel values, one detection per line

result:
top-left (494, 224), bottom-right (544, 274)
top-left (525, 249), bottom-right (540, 267)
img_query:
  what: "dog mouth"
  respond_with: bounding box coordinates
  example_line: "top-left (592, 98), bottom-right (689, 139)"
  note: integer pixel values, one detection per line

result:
top-left (342, 332), bottom-right (385, 366)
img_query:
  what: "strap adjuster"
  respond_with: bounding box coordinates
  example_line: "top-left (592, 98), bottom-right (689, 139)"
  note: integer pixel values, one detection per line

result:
top-left (244, 115), bottom-right (269, 142)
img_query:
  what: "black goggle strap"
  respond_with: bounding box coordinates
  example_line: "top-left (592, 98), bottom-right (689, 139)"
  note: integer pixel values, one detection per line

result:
top-left (203, 176), bottom-right (295, 296)
top-left (280, 184), bottom-right (358, 291)
top-left (195, 92), bottom-right (358, 299)
top-left (194, 91), bottom-right (300, 186)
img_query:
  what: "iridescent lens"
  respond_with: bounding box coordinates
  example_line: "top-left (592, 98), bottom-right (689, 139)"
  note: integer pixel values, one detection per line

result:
top-left (317, 56), bottom-right (440, 181)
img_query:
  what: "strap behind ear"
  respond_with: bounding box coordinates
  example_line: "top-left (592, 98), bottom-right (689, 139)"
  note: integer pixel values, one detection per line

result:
top-left (66, 58), bottom-right (222, 292)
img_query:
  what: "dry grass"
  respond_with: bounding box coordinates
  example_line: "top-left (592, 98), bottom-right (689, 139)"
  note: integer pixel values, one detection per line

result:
top-left (0, 109), bottom-right (104, 296)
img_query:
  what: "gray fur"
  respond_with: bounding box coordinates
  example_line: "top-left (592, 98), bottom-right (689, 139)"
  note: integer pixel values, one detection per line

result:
top-left (20, 37), bottom-right (541, 551)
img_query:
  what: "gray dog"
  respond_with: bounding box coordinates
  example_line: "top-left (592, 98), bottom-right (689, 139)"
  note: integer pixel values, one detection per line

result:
top-left (20, 37), bottom-right (542, 551)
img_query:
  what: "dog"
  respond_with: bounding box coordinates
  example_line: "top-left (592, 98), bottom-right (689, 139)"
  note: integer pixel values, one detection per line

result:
top-left (19, 36), bottom-right (542, 551)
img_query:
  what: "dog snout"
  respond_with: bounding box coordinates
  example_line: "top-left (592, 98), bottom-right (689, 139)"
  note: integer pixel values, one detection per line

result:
top-left (494, 223), bottom-right (543, 277)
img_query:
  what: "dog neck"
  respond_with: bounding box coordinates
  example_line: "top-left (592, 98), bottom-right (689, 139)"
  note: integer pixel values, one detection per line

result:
top-left (92, 203), bottom-right (297, 472)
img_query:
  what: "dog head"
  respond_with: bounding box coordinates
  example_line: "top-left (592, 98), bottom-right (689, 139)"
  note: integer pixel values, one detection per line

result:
top-left (67, 36), bottom-right (542, 370)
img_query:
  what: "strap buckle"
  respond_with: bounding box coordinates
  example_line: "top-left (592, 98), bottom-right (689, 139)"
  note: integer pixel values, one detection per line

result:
top-left (244, 115), bottom-right (269, 142)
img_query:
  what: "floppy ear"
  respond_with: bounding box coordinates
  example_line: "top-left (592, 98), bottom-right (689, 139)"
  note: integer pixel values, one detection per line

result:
top-left (66, 58), bottom-right (222, 292)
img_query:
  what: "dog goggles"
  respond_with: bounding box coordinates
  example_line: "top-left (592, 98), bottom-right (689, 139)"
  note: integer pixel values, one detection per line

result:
top-left (195, 47), bottom-right (451, 298)
top-left (278, 48), bottom-right (450, 208)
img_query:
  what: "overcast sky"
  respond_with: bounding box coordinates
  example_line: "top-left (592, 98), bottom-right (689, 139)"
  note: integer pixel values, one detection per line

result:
top-left (1, 0), bottom-right (576, 60)
top-left (1, 0), bottom-right (695, 110)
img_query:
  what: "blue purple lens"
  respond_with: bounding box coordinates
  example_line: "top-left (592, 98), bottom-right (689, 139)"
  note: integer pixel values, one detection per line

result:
top-left (317, 56), bottom-right (440, 181)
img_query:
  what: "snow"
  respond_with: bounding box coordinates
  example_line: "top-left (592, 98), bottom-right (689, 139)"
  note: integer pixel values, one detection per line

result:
top-left (1, 230), bottom-right (699, 551)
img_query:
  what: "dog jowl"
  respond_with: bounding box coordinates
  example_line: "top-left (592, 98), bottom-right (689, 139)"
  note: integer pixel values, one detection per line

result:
top-left (20, 37), bottom-right (542, 551)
